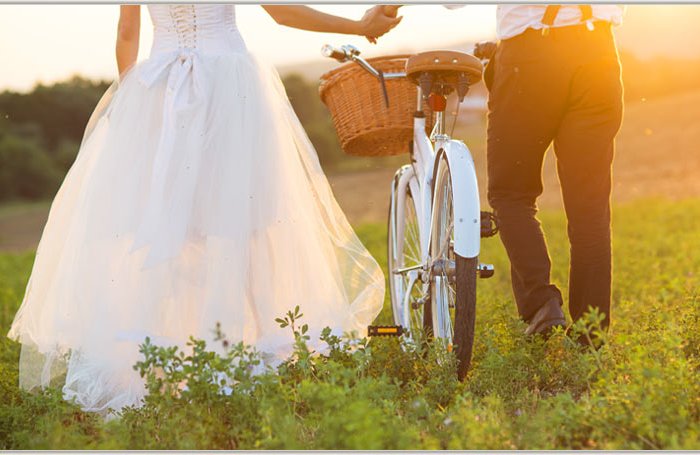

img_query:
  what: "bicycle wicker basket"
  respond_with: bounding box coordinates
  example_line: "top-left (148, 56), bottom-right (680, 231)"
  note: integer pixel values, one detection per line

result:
top-left (319, 55), bottom-right (417, 157)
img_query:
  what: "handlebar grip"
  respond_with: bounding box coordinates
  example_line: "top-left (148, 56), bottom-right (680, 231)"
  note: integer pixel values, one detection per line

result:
top-left (474, 41), bottom-right (497, 61)
top-left (321, 44), bottom-right (348, 62)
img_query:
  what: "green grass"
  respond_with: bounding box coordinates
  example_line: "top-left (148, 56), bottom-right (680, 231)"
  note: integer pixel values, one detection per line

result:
top-left (1, 198), bottom-right (699, 449)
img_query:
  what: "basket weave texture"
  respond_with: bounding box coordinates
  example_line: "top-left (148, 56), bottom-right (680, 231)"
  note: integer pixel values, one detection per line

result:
top-left (319, 55), bottom-right (417, 157)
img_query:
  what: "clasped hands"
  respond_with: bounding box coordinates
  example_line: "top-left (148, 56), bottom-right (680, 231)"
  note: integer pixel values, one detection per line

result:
top-left (360, 5), bottom-right (403, 44)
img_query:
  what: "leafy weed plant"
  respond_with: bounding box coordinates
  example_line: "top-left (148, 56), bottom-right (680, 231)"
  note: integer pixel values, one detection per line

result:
top-left (1, 199), bottom-right (699, 449)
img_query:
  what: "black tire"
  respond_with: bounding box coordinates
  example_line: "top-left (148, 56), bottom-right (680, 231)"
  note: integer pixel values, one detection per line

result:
top-left (453, 254), bottom-right (477, 380)
top-left (429, 151), bottom-right (478, 380)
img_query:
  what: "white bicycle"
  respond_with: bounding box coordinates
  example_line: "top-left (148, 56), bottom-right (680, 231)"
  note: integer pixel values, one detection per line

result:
top-left (322, 44), bottom-right (498, 379)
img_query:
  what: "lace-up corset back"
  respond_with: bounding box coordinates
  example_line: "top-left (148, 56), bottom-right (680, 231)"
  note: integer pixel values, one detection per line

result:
top-left (148, 4), bottom-right (245, 56)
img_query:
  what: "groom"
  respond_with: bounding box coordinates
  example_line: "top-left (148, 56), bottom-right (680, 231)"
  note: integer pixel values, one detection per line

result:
top-left (484, 5), bottom-right (624, 338)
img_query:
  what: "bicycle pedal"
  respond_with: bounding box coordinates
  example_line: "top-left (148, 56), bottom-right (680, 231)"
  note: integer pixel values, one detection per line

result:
top-left (480, 211), bottom-right (499, 238)
top-left (368, 325), bottom-right (404, 337)
top-left (478, 264), bottom-right (495, 279)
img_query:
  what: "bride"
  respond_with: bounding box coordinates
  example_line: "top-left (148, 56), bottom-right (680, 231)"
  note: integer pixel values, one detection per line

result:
top-left (7, 4), bottom-right (401, 414)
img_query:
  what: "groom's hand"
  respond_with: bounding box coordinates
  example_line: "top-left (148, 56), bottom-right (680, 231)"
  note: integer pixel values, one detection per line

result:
top-left (360, 5), bottom-right (403, 44)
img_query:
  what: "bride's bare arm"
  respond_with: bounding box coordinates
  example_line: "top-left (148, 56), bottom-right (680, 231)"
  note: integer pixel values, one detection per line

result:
top-left (262, 5), bottom-right (402, 42)
top-left (116, 5), bottom-right (141, 78)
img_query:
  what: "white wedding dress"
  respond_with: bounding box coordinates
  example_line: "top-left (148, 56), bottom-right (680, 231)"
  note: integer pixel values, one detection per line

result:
top-left (7, 4), bottom-right (384, 414)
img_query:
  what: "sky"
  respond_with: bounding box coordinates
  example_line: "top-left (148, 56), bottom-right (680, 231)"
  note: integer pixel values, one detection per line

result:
top-left (0, 4), bottom-right (497, 92)
top-left (2, 4), bottom-right (700, 92)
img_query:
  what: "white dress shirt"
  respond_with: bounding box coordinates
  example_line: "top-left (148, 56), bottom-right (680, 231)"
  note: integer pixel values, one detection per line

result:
top-left (496, 5), bottom-right (624, 40)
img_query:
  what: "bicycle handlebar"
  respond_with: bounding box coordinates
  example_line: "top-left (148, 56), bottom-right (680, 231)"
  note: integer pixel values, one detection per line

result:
top-left (321, 44), bottom-right (357, 63)
top-left (322, 42), bottom-right (496, 84)
top-left (321, 44), bottom-right (405, 80)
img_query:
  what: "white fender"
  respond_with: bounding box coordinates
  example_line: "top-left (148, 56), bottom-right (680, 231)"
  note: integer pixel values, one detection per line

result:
top-left (392, 164), bottom-right (416, 261)
top-left (435, 140), bottom-right (481, 258)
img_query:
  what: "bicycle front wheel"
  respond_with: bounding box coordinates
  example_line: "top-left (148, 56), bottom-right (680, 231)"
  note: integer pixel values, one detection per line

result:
top-left (429, 155), bottom-right (477, 381)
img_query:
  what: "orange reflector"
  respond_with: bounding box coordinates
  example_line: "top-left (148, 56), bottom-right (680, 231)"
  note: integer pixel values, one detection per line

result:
top-left (367, 325), bottom-right (404, 337)
top-left (428, 94), bottom-right (447, 112)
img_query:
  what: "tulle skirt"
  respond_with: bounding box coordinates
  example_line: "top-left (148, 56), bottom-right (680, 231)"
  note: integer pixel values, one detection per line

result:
top-left (7, 49), bottom-right (385, 414)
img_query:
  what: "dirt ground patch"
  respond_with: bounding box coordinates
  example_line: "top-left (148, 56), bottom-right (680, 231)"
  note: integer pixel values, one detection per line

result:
top-left (333, 89), bottom-right (700, 224)
top-left (0, 202), bottom-right (50, 253)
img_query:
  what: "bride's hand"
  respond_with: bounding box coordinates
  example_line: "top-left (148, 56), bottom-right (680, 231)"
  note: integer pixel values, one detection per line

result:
top-left (359, 5), bottom-right (403, 44)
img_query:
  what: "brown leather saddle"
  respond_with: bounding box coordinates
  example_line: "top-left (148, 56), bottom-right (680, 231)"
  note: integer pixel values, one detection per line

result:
top-left (405, 50), bottom-right (483, 101)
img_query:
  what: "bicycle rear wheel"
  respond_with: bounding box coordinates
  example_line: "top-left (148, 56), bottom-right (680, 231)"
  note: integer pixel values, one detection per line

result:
top-left (429, 155), bottom-right (477, 380)
top-left (388, 167), bottom-right (429, 338)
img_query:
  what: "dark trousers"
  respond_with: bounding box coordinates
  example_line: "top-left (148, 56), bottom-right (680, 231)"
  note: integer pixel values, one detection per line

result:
top-left (486, 23), bottom-right (623, 327)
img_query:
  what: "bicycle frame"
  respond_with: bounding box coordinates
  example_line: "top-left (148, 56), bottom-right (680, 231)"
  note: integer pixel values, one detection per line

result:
top-left (324, 43), bottom-right (497, 379)
top-left (321, 43), bottom-right (486, 334)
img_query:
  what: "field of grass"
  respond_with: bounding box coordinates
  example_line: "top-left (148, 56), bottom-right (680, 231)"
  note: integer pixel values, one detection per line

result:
top-left (1, 198), bottom-right (699, 450)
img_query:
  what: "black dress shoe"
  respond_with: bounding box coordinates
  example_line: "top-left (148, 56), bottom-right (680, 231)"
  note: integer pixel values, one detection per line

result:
top-left (525, 298), bottom-right (566, 337)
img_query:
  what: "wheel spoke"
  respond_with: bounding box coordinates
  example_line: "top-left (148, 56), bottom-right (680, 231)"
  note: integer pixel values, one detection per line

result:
top-left (431, 162), bottom-right (457, 345)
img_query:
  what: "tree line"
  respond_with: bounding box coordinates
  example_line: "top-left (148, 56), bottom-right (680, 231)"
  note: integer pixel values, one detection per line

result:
top-left (2, 52), bottom-right (700, 203)
top-left (0, 73), bottom-right (344, 203)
